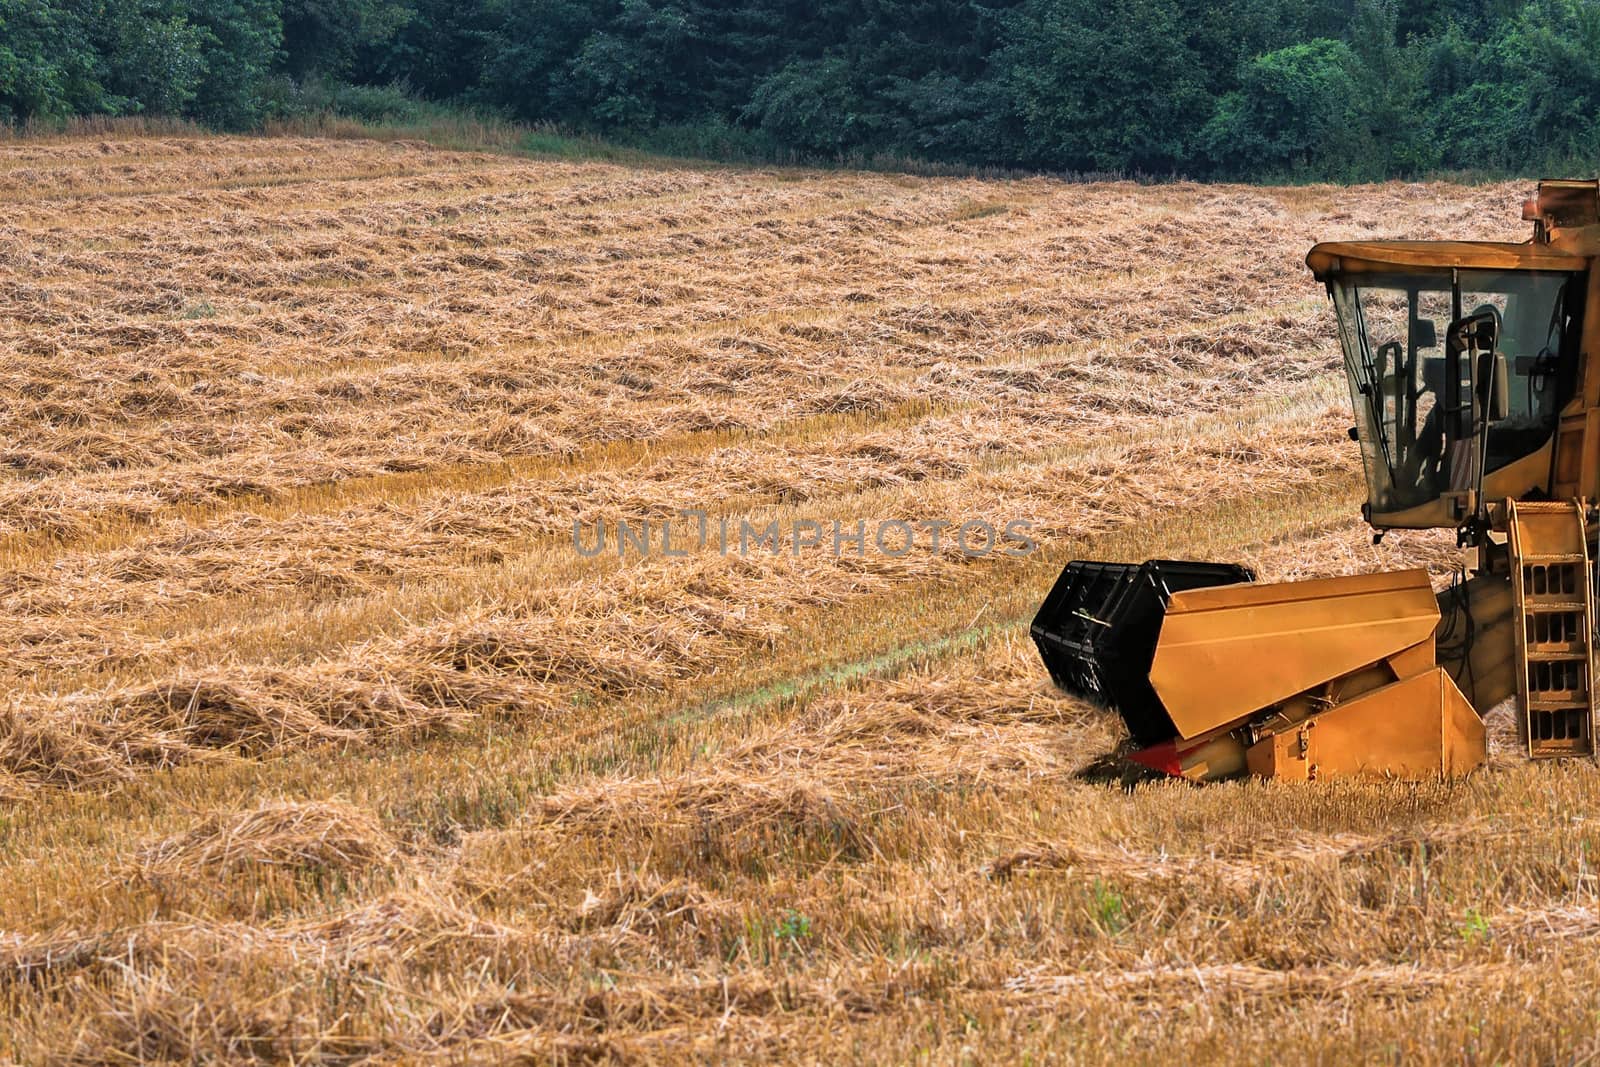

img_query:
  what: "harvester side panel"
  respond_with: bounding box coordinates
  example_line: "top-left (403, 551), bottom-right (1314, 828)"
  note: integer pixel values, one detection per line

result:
top-left (1149, 569), bottom-right (1441, 741)
top-left (1436, 574), bottom-right (1517, 714)
top-left (1243, 666), bottom-right (1486, 780)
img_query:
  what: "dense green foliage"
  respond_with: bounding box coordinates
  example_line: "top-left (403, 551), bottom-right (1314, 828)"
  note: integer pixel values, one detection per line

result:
top-left (6, 0), bottom-right (1600, 178)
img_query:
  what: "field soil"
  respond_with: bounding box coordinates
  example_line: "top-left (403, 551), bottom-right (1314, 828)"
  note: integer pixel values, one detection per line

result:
top-left (0, 134), bottom-right (1588, 1064)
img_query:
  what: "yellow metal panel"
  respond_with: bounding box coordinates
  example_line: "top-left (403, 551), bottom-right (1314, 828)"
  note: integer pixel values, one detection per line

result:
top-left (1306, 240), bottom-right (1587, 279)
top-left (1372, 441), bottom-right (1555, 530)
top-left (1246, 727), bottom-right (1309, 781)
top-left (1582, 265), bottom-right (1600, 411)
top-left (1150, 569), bottom-right (1441, 740)
top-left (1436, 573), bottom-right (1516, 714)
top-left (1582, 411), bottom-right (1600, 505)
top-left (1245, 668), bottom-right (1485, 780)
top-left (1385, 639), bottom-right (1436, 682)
top-left (1440, 668), bottom-right (1490, 776)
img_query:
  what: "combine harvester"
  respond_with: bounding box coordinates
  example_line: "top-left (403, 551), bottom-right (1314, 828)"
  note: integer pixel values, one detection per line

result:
top-left (1034, 179), bottom-right (1600, 781)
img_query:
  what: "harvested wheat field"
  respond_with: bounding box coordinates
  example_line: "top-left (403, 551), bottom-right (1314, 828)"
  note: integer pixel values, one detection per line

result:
top-left (0, 133), bottom-right (1591, 1064)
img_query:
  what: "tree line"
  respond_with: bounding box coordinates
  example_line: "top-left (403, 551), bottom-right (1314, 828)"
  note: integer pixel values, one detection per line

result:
top-left (5, 0), bottom-right (1600, 179)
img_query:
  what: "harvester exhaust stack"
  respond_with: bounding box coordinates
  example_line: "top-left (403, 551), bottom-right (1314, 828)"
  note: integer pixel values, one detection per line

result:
top-left (1033, 562), bottom-right (1487, 781)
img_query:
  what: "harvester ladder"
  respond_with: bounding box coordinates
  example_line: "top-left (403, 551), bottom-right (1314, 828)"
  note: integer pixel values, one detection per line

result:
top-left (1508, 499), bottom-right (1598, 758)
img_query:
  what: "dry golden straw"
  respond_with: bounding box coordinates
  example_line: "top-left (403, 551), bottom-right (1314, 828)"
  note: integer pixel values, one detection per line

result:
top-left (0, 132), bottom-right (1575, 1064)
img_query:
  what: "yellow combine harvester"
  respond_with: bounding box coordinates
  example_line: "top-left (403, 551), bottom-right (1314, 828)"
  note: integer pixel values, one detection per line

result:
top-left (1033, 179), bottom-right (1600, 781)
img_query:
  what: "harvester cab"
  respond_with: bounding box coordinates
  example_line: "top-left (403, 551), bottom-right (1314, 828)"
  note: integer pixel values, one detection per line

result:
top-left (1034, 179), bottom-right (1600, 782)
top-left (1312, 239), bottom-right (1584, 534)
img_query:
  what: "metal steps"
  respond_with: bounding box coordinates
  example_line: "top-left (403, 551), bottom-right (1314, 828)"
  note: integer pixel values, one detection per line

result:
top-left (1508, 499), bottom-right (1598, 758)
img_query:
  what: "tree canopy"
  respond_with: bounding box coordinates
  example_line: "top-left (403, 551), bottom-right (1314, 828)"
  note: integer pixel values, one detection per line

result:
top-left (5, 0), bottom-right (1600, 179)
